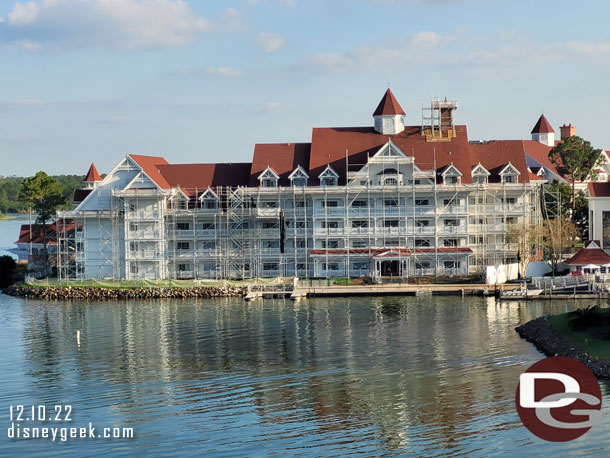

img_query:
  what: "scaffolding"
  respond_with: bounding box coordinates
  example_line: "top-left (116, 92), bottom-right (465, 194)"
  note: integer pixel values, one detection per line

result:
top-left (57, 162), bottom-right (545, 281)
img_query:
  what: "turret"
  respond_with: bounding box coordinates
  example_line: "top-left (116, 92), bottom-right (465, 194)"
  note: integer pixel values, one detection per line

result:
top-left (373, 89), bottom-right (405, 135)
top-left (83, 163), bottom-right (102, 189)
top-left (531, 114), bottom-right (555, 146)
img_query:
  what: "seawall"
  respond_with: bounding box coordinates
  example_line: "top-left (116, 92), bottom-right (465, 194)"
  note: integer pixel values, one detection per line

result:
top-left (516, 315), bottom-right (610, 379)
top-left (2, 284), bottom-right (247, 300)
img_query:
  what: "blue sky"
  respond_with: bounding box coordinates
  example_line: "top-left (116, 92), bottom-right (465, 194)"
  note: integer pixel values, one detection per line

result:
top-left (0, 0), bottom-right (609, 176)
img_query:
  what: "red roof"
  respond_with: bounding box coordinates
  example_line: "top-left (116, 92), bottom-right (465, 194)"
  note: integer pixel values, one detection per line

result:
top-left (309, 125), bottom-right (478, 185)
top-left (157, 163), bottom-right (251, 195)
top-left (531, 114), bottom-right (555, 134)
top-left (588, 182), bottom-right (610, 197)
top-left (73, 189), bottom-right (92, 203)
top-left (565, 245), bottom-right (610, 266)
top-left (16, 224), bottom-right (57, 245)
top-left (249, 143), bottom-right (310, 186)
top-left (128, 154), bottom-right (170, 189)
top-left (373, 89), bottom-right (405, 116)
top-left (84, 163), bottom-right (102, 182)
top-left (470, 140), bottom-right (549, 183)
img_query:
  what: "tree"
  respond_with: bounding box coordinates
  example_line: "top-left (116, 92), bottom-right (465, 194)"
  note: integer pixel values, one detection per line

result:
top-left (541, 217), bottom-right (578, 275)
top-left (506, 223), bottom-right (542, 278)
top-left (19, 172), bottom-right (64, 276)
top-left (0, 255), bottom-right (17, 288)
top-left (548, 136), bottom-right (603, 222)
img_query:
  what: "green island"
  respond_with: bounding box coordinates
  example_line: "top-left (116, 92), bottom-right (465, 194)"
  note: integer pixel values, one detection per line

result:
top-left (549, 306), bottom-right (610, 359)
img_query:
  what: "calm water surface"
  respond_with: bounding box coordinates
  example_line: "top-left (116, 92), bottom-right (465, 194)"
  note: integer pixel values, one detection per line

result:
top-left (1, 293), bottom-right (610, 457)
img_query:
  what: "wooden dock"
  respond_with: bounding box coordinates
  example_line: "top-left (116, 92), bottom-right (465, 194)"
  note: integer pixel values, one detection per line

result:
top-left (244, 283), bottom-right (522, 300)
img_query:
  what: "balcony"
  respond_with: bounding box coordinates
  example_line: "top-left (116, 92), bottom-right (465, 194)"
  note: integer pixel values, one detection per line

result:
top-left (126, 249), bottom-right (162, 260)
top-left (253, 208), bottom-right (281, 218)
top-left (170, 229), bottom-right (195, 238)
top-left (125, 210), bottom-right (162, 220)
top-left (174, 249), bottom-right (195, 258)
top-left (195, 249), bottom-right (217, 257)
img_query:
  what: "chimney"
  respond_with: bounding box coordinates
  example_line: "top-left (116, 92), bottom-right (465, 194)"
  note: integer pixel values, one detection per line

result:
top-left (560, 123), bottom-right (575, 140)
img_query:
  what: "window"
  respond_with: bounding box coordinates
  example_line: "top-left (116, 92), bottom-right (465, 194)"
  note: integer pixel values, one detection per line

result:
top-left (263, 263), bottom-right (279, 271)
top-left (263, 240), bottom-right (280, 249)
top-left (415, 239), bottom-right (431, 247)
top-left (203, 200), bottom-right (216, 209)
top-left (445, 176), bottom-right (459, 185)
top-left (321, 221), bottom-right (339, 229)
top-left (415, 199), bottom-right (429, 206)
top-left (176, 222), bottom-right (190, 231)
top-left (262, 201), bottom-right (278, 208)
top-left (503, 175), bottom-right (517, 184)
top-left (384, 178), bottom-right (398, 186)
top-left (321, 200), bottom-right (339, 207)
top-left (444, 261), bottom-right (457, 269)
top-left (472, 175), bottom-right (487, 184)
top-left (130, 263), bottom-right (138, 274)
top-left (384, 220), bottom-right (399, 227)
top-left (444, 219), bottom-right (459, 227)
top-left (353, 262), bottom-right (369, 270)
top-left (321, 177), bottom-right (337, 186)
top-left (384, 199), bottom-right (398, 207)
top-left (129, 241), bottom-right (139, 252)
top-left (296, 263), bottom-right (306, 270)
top-left (295, 221), bottom-right (306, 228)
top-left (322, 240), bottom-right (339, 248)
top-left (352, 220), bottom-right (368, 228)
top-left (177, 200), bottom-right (187, 210)
top-left (262, 221), bottom-right (279, 229)
top-left (385, 239), bottom-right (399, 246)
top-left (352, 241), bottom-right (367, 248)
top-left (292, 178), bottom-right (307, 187)
top-left (323, 263), bottom-right (340, 271)
top-left (352, 200), bottom-right (368, 207)
top-left (506, 216), bottom-right (517, 224)
top-left (296, 240), bottom-right (306, 248)
top-left (201, 223), bottom-right (215, 230)
top-left (416, 261), bottom-right (431, 269)
top-left (503, 197), bottom-right (517, 205)
top-left (470, 236), bottom-right (484, 244)
top-left (443, 198), bottom-right (460, 206)
top-left (416, 220), bottom-right (430, 227)
top-left (178, 263), bottom-right (190, 272)
top-left (262, 178), bottom-right (277, 188)
top-left (76, 224), bottom-right (83, 233)
top-left (202, 241), bottom-right (215, 249)
top-left (177, 242), bottom-right (190, 250)
top-left (444, 239), bottom-right (458, 247)
top-left (129, 223), bottom-right (138, 232)
top-left (129, 203), bottom-right (137, 212)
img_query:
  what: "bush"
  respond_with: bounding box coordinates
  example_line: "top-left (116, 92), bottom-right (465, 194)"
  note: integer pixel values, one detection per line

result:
top-left (0, 255), bottom-right (17, 288)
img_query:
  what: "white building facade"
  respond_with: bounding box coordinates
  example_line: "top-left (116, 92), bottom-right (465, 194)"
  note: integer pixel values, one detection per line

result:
top-left (57, 90), bottom-right (545, 280)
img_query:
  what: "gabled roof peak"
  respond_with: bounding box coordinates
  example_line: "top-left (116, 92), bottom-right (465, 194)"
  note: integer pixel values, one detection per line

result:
top-left (531, 114), bottom-right (555, 134)
top-left (373, 89), bottom-right (405, 116)
top-left (84, 163), bottom-right (102, 182)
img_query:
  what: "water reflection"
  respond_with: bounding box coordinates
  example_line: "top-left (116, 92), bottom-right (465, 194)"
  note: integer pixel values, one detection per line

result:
top-left (5, 295), bottom-right (610, 457)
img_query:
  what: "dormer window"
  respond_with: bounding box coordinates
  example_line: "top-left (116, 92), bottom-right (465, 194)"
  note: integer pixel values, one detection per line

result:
top-left (471, 163), bottom-right (490, 185)
top-left (288, 165), bottom-right (309, 187)
top-left (318, 165), bottom-right (339, 187)
top-left (199, 188), bottom-right (219, 209)
top-left (377, 167), bottom-right (402, 186)
top-left (440, 163), bottom-right (462, 185)
top-left (258, 166), bottom-right (279, 188)
top-left (499, 162), bottom-right (520, 184)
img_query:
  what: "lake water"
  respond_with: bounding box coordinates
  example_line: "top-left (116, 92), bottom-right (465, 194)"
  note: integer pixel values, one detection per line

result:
top-left (0, 213), bottom-right (28, 259)
top-left (1, 220), bottom-right (610, 457)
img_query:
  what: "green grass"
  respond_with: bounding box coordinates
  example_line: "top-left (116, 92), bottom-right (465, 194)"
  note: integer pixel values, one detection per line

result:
top-left (549, 310), bottom-right (610, 359)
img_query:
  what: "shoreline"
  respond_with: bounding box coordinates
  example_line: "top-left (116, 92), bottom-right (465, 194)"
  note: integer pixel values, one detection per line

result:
top-left (516, 315), bottom-right (610, 379)
top-left (2, 284), bottom-right (247, 300)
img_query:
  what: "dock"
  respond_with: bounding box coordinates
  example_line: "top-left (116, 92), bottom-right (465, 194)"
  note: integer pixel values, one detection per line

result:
top-left (244, 283), bottom-right (523, 300)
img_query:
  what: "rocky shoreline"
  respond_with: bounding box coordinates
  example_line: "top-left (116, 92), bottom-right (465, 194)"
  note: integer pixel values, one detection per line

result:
top-left (2, 284), bottom-right (247, 300)
top-left (516, 315), bottom-right (610, 379)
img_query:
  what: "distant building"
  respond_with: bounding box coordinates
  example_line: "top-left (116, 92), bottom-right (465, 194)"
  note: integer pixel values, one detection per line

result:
top-left (57, 90), bottom-right (549, 280)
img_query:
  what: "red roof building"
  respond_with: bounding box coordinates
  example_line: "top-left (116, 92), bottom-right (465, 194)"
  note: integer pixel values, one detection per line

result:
top-left (84, 163), bottom-right (102, 182)
top-left (565, 241), bottom-right (610, 267)
top-left (373, 89), bottom-right (406, 116)
top-left (531, 114), bottom-right (555, 134)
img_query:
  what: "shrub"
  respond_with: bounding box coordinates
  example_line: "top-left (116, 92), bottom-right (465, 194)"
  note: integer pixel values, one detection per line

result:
top-left (0, 255), bottom-right (17, 288)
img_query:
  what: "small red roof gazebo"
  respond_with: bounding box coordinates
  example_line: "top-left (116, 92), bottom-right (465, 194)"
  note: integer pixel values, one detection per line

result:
top-left (565, 241), bottom-right (610, 272)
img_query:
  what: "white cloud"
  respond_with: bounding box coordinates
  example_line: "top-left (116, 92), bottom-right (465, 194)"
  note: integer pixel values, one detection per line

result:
top-left (0, 0), bottom-right (244, 51)
top-left (297, 30), bottom-right (610, 78)
top-left (411, 31), bottom-right (441, 47)
top-left (177, 66), bottom-right (243, 77)
top-left (247, 0), bottom-right (296, 6)
top-left (256, 31), bottom-right (285, 52)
